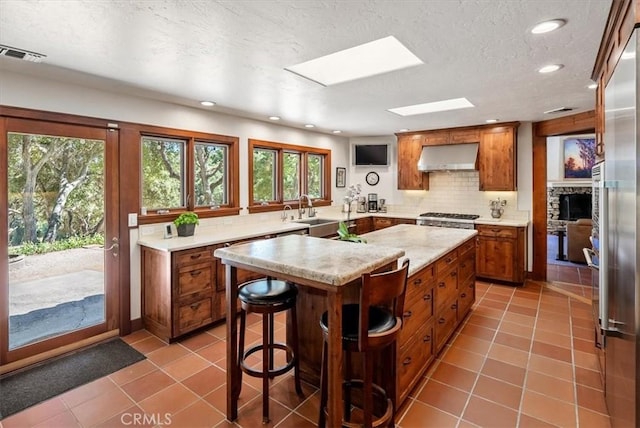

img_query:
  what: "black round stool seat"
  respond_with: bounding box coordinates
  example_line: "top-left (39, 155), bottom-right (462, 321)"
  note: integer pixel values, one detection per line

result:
top-left (239, 278), bottom-right (297, 305)
top-left (320, 304), bottom-right (397, 343)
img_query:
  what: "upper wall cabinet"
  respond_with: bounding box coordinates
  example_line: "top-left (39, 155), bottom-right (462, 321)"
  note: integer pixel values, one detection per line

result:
top-left (397, 134), bottom-right (429, 190)
top-left (396, 122), bottom-right (518, 191)
top-left (478, 125), bottom-right (517, 191)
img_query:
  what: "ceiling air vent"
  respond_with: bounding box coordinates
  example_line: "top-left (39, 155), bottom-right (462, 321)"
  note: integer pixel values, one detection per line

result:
top-left (0, 45), bottom-right (46, 63)
top-left (544, 107), bottom-right (574, 114)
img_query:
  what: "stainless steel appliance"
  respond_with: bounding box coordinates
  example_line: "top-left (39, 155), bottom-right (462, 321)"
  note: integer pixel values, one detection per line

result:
top-left (378, 198), bottom-right (387, 213)
top-left (599, 29), bottom-right (640, 428)
top-left (415, 212), bottom-right (479, 230)
top-left (367, 193), bottom-right (378, 213)
top-left (591, 162), bottom-right (606, 380)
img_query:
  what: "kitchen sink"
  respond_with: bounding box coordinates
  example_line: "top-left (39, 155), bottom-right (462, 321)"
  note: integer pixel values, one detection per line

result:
top-left (294, 218), bottom-right (340, 238)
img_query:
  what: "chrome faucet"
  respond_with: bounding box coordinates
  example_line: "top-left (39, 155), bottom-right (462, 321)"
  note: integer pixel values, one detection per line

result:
top-left (298, 194), bottom-right (313, 219)
top-left (281, 204), bottom-right (292, 222)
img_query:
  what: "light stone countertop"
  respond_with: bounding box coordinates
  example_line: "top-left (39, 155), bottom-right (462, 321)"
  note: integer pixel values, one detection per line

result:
top-left (474, 217), bottom-right (528, 227)
top-left (362, 225), bottom-right (477, 276)
top-left (213, 234), bottom-right (405, 287)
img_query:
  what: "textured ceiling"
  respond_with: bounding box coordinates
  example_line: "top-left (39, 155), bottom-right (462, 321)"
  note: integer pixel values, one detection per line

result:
top-left (0, 0), bottom-right (612, 136)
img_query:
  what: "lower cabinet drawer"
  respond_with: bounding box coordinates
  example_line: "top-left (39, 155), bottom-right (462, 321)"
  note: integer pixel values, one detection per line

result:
top-left (177, 262), bottom-right (213, 297)
top-left (435, 298), bottom-right (458, 352)
top-left (398, 322), bottom-right (434, 402)
top-left (176, 296), bottom-right (214, 335)
top-left (399, 286), bottom-right (433, 349)
top-left (435, 266), bottom-right (457, 311)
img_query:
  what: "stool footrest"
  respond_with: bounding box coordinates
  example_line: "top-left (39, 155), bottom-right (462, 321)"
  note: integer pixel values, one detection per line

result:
top-left (240, 342), bottom-right (296, 378)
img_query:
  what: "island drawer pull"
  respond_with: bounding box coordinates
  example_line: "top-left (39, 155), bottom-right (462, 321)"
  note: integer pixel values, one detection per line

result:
top-left (413, 278), bottom-right (422, 285)
top-left (190, 270), bottom-right (202, 276)
top-left (451, 303), bottom-right (458, 310)
top-left (461, 293), bottom-right (467, 298)
top-left (403, 357), bottom-right (412, 366)
top-left (438, 317), bottom-right (446, 324)
top-left (190, 254), bottom-right (202, 259)
top-left (438, 282), bottom-right (445, 288)
top-left (445, 257), bottom-right (453, 263)
top-left (403, 310), bottom-right (413, 318)
top-left (423, 294), bottom-right (431, 301)
top-left (423, 335), bottom-right (431, 342)
top-left (190, 302), bottom-right (202, 310)
top-left (450, 271), bottom-right (457, 277)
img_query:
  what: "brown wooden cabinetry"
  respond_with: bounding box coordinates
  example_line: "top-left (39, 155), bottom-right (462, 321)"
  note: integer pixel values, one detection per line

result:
top-left (397, 134), bottom-right (429, 190)
top-left (354, 216), bottom-right (373, 235)
top-left (478, 126), bottom-right (517, 191)
top-left (396, 122), bottom-right (518, 191)
top-left (373, 217), bottom-right (416, 231)
top-left (142, 245), bottom-right (219, 342)
top-left (475, 224), bottom-right (526, 283)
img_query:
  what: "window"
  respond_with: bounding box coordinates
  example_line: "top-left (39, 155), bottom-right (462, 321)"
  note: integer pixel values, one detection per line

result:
top-left (248, 139), bottom-right (331, 213)
top-left (139, 128), bottom-right (239, 222)
top-left (141, 136), bottom-right (186, 210)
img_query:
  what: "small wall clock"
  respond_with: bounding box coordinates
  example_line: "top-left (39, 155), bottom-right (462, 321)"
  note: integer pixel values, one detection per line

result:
top-left (366, 171), bottom-right (380, 186)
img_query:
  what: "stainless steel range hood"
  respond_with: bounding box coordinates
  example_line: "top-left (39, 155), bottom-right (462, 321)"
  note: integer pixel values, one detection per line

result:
top-left (417, 143), bottom-right (478, 171)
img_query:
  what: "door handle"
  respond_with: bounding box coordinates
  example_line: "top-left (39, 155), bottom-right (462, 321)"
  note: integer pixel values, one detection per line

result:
top-left (105, 237), bottom-right (119, 257)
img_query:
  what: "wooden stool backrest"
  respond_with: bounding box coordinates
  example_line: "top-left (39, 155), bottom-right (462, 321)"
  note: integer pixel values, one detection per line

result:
top-left (358, 259), bottom-right (410, 351)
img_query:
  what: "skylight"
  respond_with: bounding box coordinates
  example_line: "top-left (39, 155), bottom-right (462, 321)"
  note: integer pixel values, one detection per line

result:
top-left (285, 36), bottom-right (423, 86)
top-left (388, 98), bottom-right (475, 116)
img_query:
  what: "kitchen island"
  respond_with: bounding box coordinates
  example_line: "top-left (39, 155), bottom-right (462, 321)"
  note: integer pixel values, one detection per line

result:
top-left (215, 225), bottom-right (477, 423)
top-left (214, 234), bottom-right (405, 427)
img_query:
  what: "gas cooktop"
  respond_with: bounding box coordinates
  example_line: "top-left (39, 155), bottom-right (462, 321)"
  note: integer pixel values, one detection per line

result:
top-left (418, 212), bottom-right (480, 220)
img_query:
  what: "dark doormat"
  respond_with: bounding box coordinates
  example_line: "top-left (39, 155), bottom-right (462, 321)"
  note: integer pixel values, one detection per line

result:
top-left (0, 338), bottom-right (145, 420)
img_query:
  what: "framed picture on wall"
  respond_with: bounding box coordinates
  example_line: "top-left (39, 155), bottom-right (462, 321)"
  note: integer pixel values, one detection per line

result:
top-left (336, 167), bottom-right (346, 188)
top-left (563, 136), bottom-right (596, 179)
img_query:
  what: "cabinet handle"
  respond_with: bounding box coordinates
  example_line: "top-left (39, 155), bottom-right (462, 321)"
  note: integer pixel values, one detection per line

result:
top-left (413, 278), bottom-right (422, 285)
top-left (423, 335), bottom-right (431, 342)
top-left (190, 302), bottom-right (202, 310)
top-left (450, 271), bottom-right (457, 277)
top-left (461, 293), bottom-right (467, 298)
top-left (461, 263), bottom-right (466, 268)
top-left (451, 303), bottom-right (458, 310)
top-left (445, 257), bottom-right (452, 263)
top-left (438, 282), bottom-right (445, 288)
top-left (403, 357), bottom-right (412, 366)
top-left (423, 294), bottom-right (431, 301)
top-left (438, 318), bottom-right (446, 324)
top-left (190, 270), bottom-right (202, 276)
top-left (470, 284), bottom-right (475, 289)
top-left (190, 254), bottom-right (202, 259)
top-left (403, 310), bottom-right (413, 318)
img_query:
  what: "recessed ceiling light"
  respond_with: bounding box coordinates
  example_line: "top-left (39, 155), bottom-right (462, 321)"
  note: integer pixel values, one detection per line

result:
top-left (538, 64), bottom-right (563, 73)
top-left (200, 101), bottom-right (215, 106)
top-left (622, 50), bottom-right (635, 60)
top-left (531, 19), bottom-right (566, 34)
top-left (269, 116), bottom-right (280, 121)
top-left (332, 130), bottom-right (342, 134)
top-left (399, 128), bottom-right (409, 132)
top-left (388, 97), bottom-right (474, 116)
top-left (587, 83), bottom-right (598, 90)
top-left (485, 119), bottom-right (498, 123)
top-left (285, 36), bottom-right (423, 86)
top-left (304, 124), bottom-right (315, 128)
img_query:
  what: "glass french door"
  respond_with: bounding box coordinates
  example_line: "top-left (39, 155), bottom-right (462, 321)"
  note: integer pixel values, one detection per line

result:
top-left (1, 118), bottom-right (119, 364)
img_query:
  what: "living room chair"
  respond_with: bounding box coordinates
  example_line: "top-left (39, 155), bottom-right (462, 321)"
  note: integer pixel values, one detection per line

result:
top-left (566, 218), bottom-right (593, 263)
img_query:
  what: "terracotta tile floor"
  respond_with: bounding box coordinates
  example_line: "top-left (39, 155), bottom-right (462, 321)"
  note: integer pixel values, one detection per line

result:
top-left (547, 263), bottom-right (594, 301)
top-left (0, 280), bottom-right (611, 428)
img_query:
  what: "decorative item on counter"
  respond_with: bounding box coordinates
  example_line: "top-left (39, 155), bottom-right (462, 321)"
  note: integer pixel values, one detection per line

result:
top-left (489, 198), bottom-right (507, 218)
top-left (343, 184), bottom-right (362, 222)
top-left (336, 221), bottom-right (366, 243)
top-left (173, 211), bottom-right (199, 236)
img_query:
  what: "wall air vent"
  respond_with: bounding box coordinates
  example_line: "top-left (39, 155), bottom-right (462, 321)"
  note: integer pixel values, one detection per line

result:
top-left (0, 45), bottom-right (46, 63)
top-left (544, 106), bottom-right (574, 114)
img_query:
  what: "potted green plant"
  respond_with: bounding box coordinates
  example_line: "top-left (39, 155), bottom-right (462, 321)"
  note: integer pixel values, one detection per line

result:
top-left (336, 221), bottom-right (366, 243)
top-left (174, 212), bottom-right (199, 237)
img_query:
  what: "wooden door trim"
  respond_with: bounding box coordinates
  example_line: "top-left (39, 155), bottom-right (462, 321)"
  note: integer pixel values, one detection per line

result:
top-left (531, 111), bottom-right (596, 280)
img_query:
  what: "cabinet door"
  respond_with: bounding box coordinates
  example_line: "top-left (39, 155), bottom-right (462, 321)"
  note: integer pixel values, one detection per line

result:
top-left (373, 217), bottom-right (394, 230)
top-left (479, 127), bottom-right (516, 191)
top-left (355, 217), bottom-right (373, 234)
top-left (397, 135), bottom-right (429, 190)
top-left (475, 236), bottom-right (516, 281)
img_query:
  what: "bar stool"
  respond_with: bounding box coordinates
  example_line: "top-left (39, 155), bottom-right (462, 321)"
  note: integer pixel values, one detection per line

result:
top-left (318, 259), bottom-right (409, 428)
top-left (236, 277), bottom-right (303, 423)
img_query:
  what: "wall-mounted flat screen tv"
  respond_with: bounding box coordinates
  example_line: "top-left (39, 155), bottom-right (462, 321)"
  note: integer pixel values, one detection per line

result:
top-left (354, 144), bottom-right (388, 166)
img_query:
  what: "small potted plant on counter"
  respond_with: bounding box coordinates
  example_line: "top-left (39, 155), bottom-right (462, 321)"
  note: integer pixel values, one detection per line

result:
top-left (174, 211), bottom-right (199, 237)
